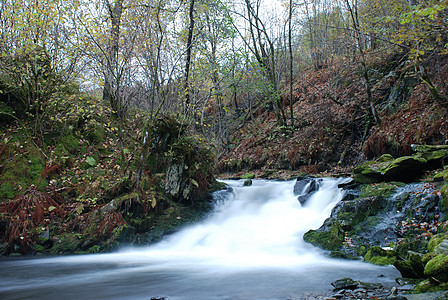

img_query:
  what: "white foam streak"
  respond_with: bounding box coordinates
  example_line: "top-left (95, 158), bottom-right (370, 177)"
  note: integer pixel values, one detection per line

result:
top-left (118, 178), bottom-right (348, 269)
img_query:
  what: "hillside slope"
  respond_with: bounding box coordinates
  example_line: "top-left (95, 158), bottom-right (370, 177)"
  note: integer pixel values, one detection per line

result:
top-left (217, 52), bottom-right (448, 178)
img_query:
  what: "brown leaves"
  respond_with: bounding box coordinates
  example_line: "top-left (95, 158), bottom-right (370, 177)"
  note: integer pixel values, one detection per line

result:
top-left (0, 185), bottom-right (65, 253)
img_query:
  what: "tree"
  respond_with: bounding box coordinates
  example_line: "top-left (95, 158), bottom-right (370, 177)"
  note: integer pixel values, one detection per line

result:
top-left (237, 0), bottom-right (287, 125)
top-left (0, 0), bottom-right (79, 140)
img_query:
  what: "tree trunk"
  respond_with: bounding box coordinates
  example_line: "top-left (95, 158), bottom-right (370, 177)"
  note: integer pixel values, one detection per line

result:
top-left (184, 0), bottom-right (195, 111)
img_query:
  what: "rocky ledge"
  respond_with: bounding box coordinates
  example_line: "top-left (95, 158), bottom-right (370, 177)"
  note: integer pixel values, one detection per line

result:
top-left (303, 144), bottom-right (448, 295)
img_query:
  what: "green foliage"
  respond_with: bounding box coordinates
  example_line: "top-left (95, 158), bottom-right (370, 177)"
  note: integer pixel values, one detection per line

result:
top-left (60, 135), bottom-right (80, 154)
top-left (50, 233), bottom-right (83, 254)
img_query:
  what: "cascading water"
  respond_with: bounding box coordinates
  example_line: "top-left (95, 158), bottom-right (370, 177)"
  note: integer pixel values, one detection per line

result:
top-left (0, 178), bottom-right (400, 300)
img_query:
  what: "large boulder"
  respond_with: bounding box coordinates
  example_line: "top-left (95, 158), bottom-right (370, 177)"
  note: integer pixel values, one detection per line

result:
top-left (412, 144), bottom-right (448, 168)
top-left (424, 254), bottom-right (448, 283)
top-left (354, 145), bottom-right (448, 184)
top-left (354, 155), bottom-right (427, 183)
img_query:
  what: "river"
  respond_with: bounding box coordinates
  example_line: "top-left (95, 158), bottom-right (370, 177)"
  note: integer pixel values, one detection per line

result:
top-left (0, 179), bottom-right (400, 300)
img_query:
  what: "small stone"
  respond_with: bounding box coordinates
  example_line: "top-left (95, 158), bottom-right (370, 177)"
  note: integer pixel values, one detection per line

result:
top-left (243, 179), bottom-right (252, 186)
top-left (353, 288), bottom-right (366, 294)
top-left (331, 277), bottom-right (358, 290)
top-left (390, 286), bottom-right (398, 296)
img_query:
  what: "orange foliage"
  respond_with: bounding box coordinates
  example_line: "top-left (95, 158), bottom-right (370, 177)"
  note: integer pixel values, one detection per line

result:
top-left (0, 186), bottom-right (65, 253)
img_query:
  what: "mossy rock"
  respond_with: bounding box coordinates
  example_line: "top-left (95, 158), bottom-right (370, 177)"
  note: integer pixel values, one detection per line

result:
top-left (382, 156), bottom-right (427, 182)
top-left (424, 254), bottom-right (448, 283)
top-left (413, 280), bottom-right (448, 293)
top-left (440, 184), bottom-right (448, 214)
top-left (434, 170), bottom-right (448, 182)
top-left (303, 225), bottom-right (344, 252)
top-left (364, 246), bottom-right (398, 265)
top-left (414, 145), bottom-right (448, 168)
top-left (423, 252), bottom-right (438, 266)
top-left (428, 234), bottom-right (448, 253)
top-left (243, 179), bottom-right (252, 186)
top-left (353, 161), bottom-right (385, 184)
top-left (394, 254), bottom-right (425, 278)
top-left (337, 196), bottom-right (386, 231)
top-left (209, 180), bottom-right (228, 193)
top-left (50, 233), bottom-right (83, 254)
top-left (360, 182), bottom-right (398, 198)
top-left (376, 154), bottom-right (394, 162)
top-left (354, 155), bottom-right (428, 183)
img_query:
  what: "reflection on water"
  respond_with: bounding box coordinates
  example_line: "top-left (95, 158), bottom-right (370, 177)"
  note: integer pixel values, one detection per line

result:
top-left (0, 179), bottom-right (400, 300)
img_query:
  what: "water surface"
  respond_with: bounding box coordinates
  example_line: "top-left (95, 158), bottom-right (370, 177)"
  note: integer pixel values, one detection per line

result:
top-left (0, 179), bottom-right (400, 300)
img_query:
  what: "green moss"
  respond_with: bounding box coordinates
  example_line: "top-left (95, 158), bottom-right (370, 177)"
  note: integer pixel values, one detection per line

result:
top-left (423, 252), bottom-right (438, 265)
top-left (60, 135), bottom-right (80, 154)
top-left (337, 196), bottom-right (386, 232)
top-left (0, 102), bottom-right (15, 124)
top-left (0, 182), bottom-right (16, 200)
top-left (441, 184), bottom-right (448, 214)
top-left (303, 225), bottom-right (344, 251)
top-left (413, 279), bottom-right (448, 293)
top-left (33, 244), bottom-right (46, 252)
top-left (241, 173), bottom-right (255, 179)
top-left (50, 233), bottom-right (83, 254)
top-left (364, 246), bottom-right (398, 265)
top-left (353, 216), bottom-right (379, 234)
top-left (0, 143), bottom-right (46, 198)
top-left (434, 169), bottom-right (448, 182)
top-left (243, 179), bottom-right (252, 186)
top-left (424, 254), bottom-right (448, 283)
top-left (209, 180), bottom-right (228, 193)
top-left (360, 182), bottom-right (398, 198)
top-left (88, 245), bottom-right (101, 253)
top-left (376, 154), bottom-right (394, 162)
top-left (428, 234), bottom-right (448, 252)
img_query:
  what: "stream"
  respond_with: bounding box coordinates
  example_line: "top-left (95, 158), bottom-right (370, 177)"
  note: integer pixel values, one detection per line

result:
top-left (0, 179), bottom-right (400, 300)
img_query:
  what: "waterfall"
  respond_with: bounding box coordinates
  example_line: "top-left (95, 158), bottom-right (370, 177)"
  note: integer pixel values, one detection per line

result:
top-left (0, 178), bottom-right (400, 300)
top-left (131, 178), bottom-right (346, 268)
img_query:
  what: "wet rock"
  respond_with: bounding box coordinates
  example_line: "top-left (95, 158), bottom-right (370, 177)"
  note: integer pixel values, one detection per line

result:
top-left (243, 179), bottom-right (252, 186)
top-left (394, 254), bottom-right (425, 279)
top-left (412, 144), bottom-right (448, 168)
top-left (354, 155), bottom-right (427, 184)
top-left (338, 178), bottom-right (356, 189)
top-left (364, 246), bottom-right (398, 265)
top-left (358, 282), bottom-right (383, 290)
top-left (331, 278), bottom-right (359, 290)
top-left (424, 254), bottom-right (448, 283)
top-left (294, 178), bottom-right (321, 205)
top-left (435, 239), bottom-right (448, 255)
